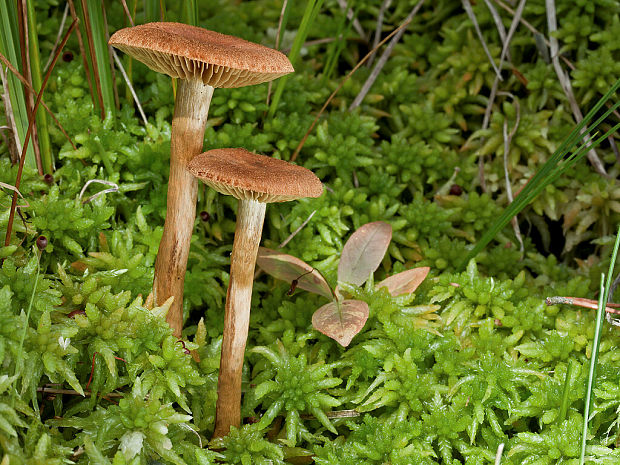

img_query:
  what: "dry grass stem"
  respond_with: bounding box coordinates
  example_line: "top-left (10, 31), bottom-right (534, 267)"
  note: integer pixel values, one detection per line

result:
top-left (0, 50), bottom-right (77, 150)
top-left (545, 0), bottom-right (607, 177)
top-left (367, 0), bottom-right (393, 68)
top-left (478, 0), bottom-right (525, 190)
top-left (462, 0), bottom-right (502, 80)
top-left (111, 49), bottom-right (147, 125)
top-left (44, 3), bottom-right (69, 72)
top-left (349, 0), bottom-right (426, 111)
top-left (291, 14), bottom-right (415, 161)
top-left (336, 0), bottom-right (366, 41)
top-left (279, 210), bottom-right (317, 248)
top-left (501, 95), bottom-right (524, 253)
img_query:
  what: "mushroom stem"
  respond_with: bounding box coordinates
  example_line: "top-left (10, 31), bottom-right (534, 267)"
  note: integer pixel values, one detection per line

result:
top-left (154, 78), bottom-right (213, 337)
top-left (213, 198), bottom-right (266, 438)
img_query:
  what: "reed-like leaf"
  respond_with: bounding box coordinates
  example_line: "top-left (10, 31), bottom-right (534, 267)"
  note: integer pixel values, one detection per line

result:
top-left (26, 0), bottom-right (52, 173)
top-left (182, 0), bottom-right (198, 26)
top-left (579, 226), bottom-right (620, 464)
top-left (78, 0), bottom-right (116, 119)
top-left (459, 77), bottom-right (620, 269)
top-left (144, 0), bottom-right (165, 22)
top-left (0, 0), bottom-right (35, 167)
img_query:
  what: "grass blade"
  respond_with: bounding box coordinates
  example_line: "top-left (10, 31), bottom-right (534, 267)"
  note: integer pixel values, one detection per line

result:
top-left (182, 0), bottom-right (198, 26)
top-left (26, 0), bottom-right (53, 173)
top-left (79, 0), bottom-right (117, 119)
top-left (4, 19), bottom-right (78, 248)
top-left (458, 77), bottom-right (620, 269)
top-left (267, 0), bottom-right (326, 120)
top-left (579, 227), bottom-right (620, 464)
top-left (0, 0), bottom-right (35, 167)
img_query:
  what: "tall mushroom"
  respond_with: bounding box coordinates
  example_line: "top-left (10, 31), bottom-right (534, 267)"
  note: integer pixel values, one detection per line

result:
top-left (187, 148), bottom-right (323, 438)
top-left (108, 23), bottom-right (293, 337)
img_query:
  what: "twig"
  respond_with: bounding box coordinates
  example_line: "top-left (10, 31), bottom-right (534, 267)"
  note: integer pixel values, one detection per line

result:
top-left (492, 0), bottom-right (574, 70)
top-left (502, 96), bottom-right (524, 253)
top-left (44, 3), bottom-right (70, 72)
top-left (336, 0), bottom-right (366, 41)
top-left (477, 0), bottom-right (526, 191)
top-left (4, 19), bottom-right (78, 248)
top-left (78, 179), bottom-right (119, 204)
top-left (300, 409), bottom-right (360, 420)
top-left (545, 296), bottom-right (620, 313)
top-left (609, 135), bottom-right (620, 164)
top-left (111, 49), bottom-right (147, 125)
top-left (483, 0), bottom-right (508, 53)
top-left (367, 0), bottom-right (393, 68)
top-left (37, 386), bottom-right (123, 398)
top-left (462, 0), bottom-right (502, 80)
top-left (349, 0), bottom-right (426, 111)
top-left (0, 51), bottom-right (77, 150)
top-left (282, 37), bottom-right (348, 54)
top-left (291, 15), bottom-right (415, 162)
top-left (278, 210), bottom-right (316, 248)
top-left (545, 0), bottom-right (607, 177)
top-left (119, 0), bottom-right (135, 26)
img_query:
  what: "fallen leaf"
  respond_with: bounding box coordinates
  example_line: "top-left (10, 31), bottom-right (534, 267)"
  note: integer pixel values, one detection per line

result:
top-left (338, 221), bottom-right (392, 286)
top-left (257, 247), bottom-right (333, 299)
top-left (312, 299), bottom-right (369, 347)
top-left (376, 267), bottom-right (430, 296)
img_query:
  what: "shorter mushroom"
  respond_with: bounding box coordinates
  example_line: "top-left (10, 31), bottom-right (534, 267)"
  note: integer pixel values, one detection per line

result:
top-left (187, 148), bottom-right (323, 438)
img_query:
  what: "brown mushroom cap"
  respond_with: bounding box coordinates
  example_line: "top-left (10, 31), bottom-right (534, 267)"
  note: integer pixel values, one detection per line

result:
top-left (109, 22), bottom-right (294, 88)
top-left (188, 148), bottom-right (323, 202)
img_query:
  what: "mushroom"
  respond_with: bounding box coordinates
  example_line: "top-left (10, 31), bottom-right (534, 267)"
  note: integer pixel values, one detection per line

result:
top-left (108, 23), bottom-right (294, 337)
top-left (187, 148), bottom-right (323, 437)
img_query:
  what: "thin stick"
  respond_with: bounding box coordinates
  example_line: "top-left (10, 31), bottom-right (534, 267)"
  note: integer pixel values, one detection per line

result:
top-left (609, 135), bottom-right (620, 164)
top-left (545, 296), bottom-right (620, 314)
top-left (367, 0), bottom-right (392, 68)
top-left (502, 96), bottom-right (523, 253)
top-left (546, 0), bottom-right (607, 177)
top-left (4, 19), bottom-right (77, 248)
top-left (478, 0), bottom-right (526, 190)
top-left (119, 0), bottom-right (135, 26)
top-left (78, 179), bottom-right (120, 204)
top-left (462, 0), bottom-right (502, 80)
top-left (291, 15), bottom-right (414, 162)
top-left (281, 37), bottom-right (341, 54)
top-left (336, 0), bottom-right (366, 41)
top-left (484, 0), bottom-right (507, 49)
top-left (37, 387), bottom-right (123, 398)
top-left (44, 3), bottom-right (69, 72)
top-left (278, 210), bottom-right (316, 248)
top-left (492, 0), bottom-right (575, 69)
top-left (349, 0), bottom-right (425, 111)
top-left (0, 50), bottom-right (76, 150)
top-left (111, 49), bottom-right (147, 125)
